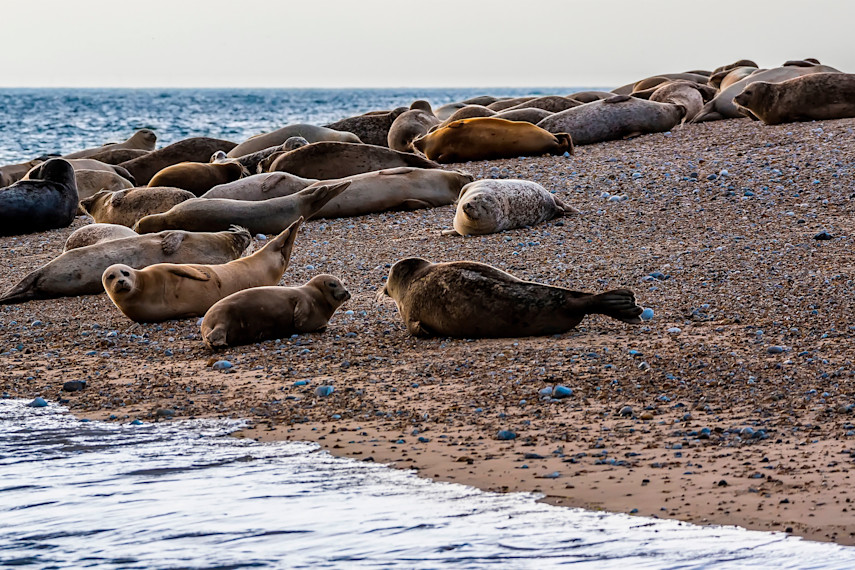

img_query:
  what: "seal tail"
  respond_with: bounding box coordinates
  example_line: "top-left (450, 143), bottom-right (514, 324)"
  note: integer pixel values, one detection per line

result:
top-left (0, 271), bottom-right (40, 305)
top-left (588, 288), bottom-right (644, 324)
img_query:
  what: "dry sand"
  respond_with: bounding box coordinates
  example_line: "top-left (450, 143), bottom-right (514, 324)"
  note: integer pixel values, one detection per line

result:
top-left (2, 117), bottom-right (854, 545)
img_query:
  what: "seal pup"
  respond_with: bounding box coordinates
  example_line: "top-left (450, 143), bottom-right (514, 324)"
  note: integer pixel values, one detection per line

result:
top-left (73, 169), bottom-right (134, 201)
top-left (63, 129), bottom-right (157, 159)
top-left (733, 73), bottom-right (855, 125)
top-left (201, 171), bottom-right (317, 201)
top-left (80, 187), bottom-right (196, 227)
top-left (134, 181), bottom-right (350, 234)
top-left (412, 117), bottom-right (573, 163)
top-left (200, 275), bottom-right (351, 349)
top-left (147, 161), bottom-right (249, 196)
top-left (103, 218), bottom-right (303, 322)
top-left (228, 125), bottom-right (360, 158)
top-left (324, 107), bottom-right (408, 147)
top-left (0, 227), bottom-right (250, 304)
top-left (119, 137), bottom-right (237, 185)
top-left (64, 223), bottom-right (139, 251)
top-left (265, 141), bottom-right (439, 179)
top-left (0, 158), bottom-right (78, 236)
top-left (387, 101), bottom-right (440, 153)
top-left (380, 258), bottom-right (644, 338)
top-left (537, 95), bottom-right (684, 145)
top-left (442, 179), bottom-right (576, 236)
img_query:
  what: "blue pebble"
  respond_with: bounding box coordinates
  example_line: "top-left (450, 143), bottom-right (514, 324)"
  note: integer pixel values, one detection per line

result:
top-left (315, 385), bottom-right (334, 397)
top-left (164, 349), bottom-right (173, 357)
top-left (130, 419), bottom-right (143, 425)
top-left (212, 360), bottom-right (233, 370)
top-left (305, 265), bottom-right (315, 271)
top-left (552, 385), bottom-right (573, 399)
top-left (196, 317), bottom-right (204, 326)
top-left (294, 380), bottom-right (309, 386)
top-left (706, 174), bottom-right (717, 181)
top-left (497, 430), bottom-right (517, 441)
top-left (418, 436), bottom-right (430, 443)
top-left (767, 346), bottom-right (785, 354)
top-left (640, 308), bottom-right (654, 321)
top-left (255, 234), bottom-right (267, 241)
top-left (109, 414), bottom-right (118, 420)
top-left (539, 386), bottom-right (553, 396)
top-left (28, 397), bottom-right (48, 408)
top-left (331, 414), bottom-right (341, 419)
top-left (31, 320), bottom-right (43, 327)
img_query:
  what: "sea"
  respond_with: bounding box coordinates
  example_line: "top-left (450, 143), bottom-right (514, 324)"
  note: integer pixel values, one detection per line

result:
top-left (2, 88), bottom-right (855, 568)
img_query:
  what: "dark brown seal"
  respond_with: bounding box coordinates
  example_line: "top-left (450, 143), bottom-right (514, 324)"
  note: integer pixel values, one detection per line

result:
top-left (119, 137), bottom-right (237, 185)
top-left (0, 158), bottom-right (78, 236)
top-left (381, 258), bottom-right (643, 338)
top-left (324, 107), bottom-right (408, 146)
top-left (266, 141), bottom-right (439, 179)
top-left (148, 161), bottom-right (249, 196)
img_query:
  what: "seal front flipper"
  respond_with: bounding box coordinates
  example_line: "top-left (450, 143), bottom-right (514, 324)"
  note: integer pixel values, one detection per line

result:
top-left (160, 231), bottom-right (186, 255)
top-left (397, 199), bottom-right (432, 211)
top-left (440, 228), bottom-right (461, 236)
top-left (165, 266), bottom-right (211, 281)
top-left (406, 319), bottom-right (433, 338)
top-left (587, 288), bottom-right (644, 324)
top-left (202, 323), bottom-right (229, 349)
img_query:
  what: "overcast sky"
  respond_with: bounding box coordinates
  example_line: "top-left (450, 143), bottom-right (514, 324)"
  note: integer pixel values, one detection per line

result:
top-left (1, 0), bottom-right (851, 88)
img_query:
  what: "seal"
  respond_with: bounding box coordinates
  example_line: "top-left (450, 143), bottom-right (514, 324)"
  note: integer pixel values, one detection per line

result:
top-left (412, 117), bottom-right (573, 163)
top-left (74, 169), bottom-right (134, 201)
top-left (80, 187), bottom-right (196, 227)
top-left (24, 158), bottom-right (135, 185)
top-left (324, 107), bottom-right (408, 147)
top-left (692, 64), bottom-right (841, 122)
top-left (147, 161), bottom-right (249, 196)
top-left (380, 258), bottom-right (644, 338)
top-left (200, 275), bottom-right (351, 349)
top-left (647, 80), bottom-right (718, 122)
top-left (63, 129), bottom-right (157, 160)
top-left (201, 171), bottom-right (317, 200)
top-left (0, 158), bottom-right (78, 236)
top-left (64, 223), bottom-right (139, 251)
top-left (433, 105), bottom-right (497, 131)
top-left (486, 97), bottom-right (537, 111)
top-left (733, 73), bottom-right (855, 125)
top-left (0, 226), bottom-right (250, 304)
top-left (134, 181), bottom-right (350, 234)
top-left (611, 72), bottom-right (710, 95)
top-left (708, 60), bottom-right (759, 89)
top-left (265, 141), bottom-right (439, 179)
top-left (435, 96), bottom-right (508, 120)
top-left (387, 102), bottom-right (440, 153)
top-left (227, 125), bottom-right (361, 158)
top-left (537, 95), bottom-right (684, 145)
top-left (85, 148), bottom-right (151, 165)
top-left (119, 137), bottom-right (237, 185)
top-left (441, 179), bottom-right (577, 236)
top-left (495, 96), bottom-right (581, 114)
top-left (493, 107), bottom-right (553, 124)
top-left (103, 218), bottom-right (303, 322)
top-left (567, 91), bottom-right (615, 103)
top-left (0, 158), bottom-right (44, 187)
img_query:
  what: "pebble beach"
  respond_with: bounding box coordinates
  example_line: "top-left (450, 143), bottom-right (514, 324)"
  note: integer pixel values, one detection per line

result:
top-left (2, 116), bottom-right (854, 545)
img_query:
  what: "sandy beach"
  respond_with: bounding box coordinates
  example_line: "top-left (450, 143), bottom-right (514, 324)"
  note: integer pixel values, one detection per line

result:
top-left (2, 117), bottom-right (854, 545)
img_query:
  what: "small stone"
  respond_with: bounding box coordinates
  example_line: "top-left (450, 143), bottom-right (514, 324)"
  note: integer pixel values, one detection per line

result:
top-left (255, 234), bottom-right (267, 241)
top-left (717, 479), bottom-right (728, 487)
top-left (766, 346), bottom-right (785, 354)
top-left (640, 308), bottom-right (654, 321)
top-left (667, 327), bottom-right (682, 334)
top-left (155, 409), bottom-right (175, 419)
top-left (552, 385), bottom-right (573, 399)
top-left (640, 411), bottom-right (654, 420)
top-left (314, 385), bottom-right (334, 397)
top-left (497, 429), bottom-right (517, 441)
top-left (619, 405), bottom-right (633, 417)
top-left (130, 419), bottom-right (143, 425)
top-left (27, 397), bottom-right (48, 408)
top-left (212, 360), bottom-right (233, 370)
top-left (293, 380), bottom-right (309, 386)
top-left (814, 231), bottom-right (833, 240)
top-left (62, 381), bottom-right (86, 392)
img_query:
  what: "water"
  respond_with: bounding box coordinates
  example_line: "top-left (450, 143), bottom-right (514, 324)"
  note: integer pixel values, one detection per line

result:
top-left (2, 400), bottom-right (855, 569)
top-left (0, 87), bottom-right (584, 164)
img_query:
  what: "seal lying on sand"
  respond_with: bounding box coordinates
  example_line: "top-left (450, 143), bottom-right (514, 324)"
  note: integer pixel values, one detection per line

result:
top-left (228, 124), bottom-right (361, 157)
top-left (387, 101), bottom-right (440, 153)
top-left (0, 158), bottom-right (78, 236)
top-left (412, 118), bottom-right (573, 163)
top-left (380, 258), bottom-right (644, 338)
top-left (0, 226), bottom-right (250, 304)
top-left (80, 187), bottom-right (197, 227)
top-left (265, 142), bottom-right (439, 179)
top-left (148, 161), bottom-right (249, 196)
top-left (200, 171), bottom-right (317, 200)
top-left (119, 137), bottom-right (237, 185)
top-left (103, 219), bottom-right (303, 322)
top-left (441, 179), bottom-right (576, 236)
top-left (200, 275), bottom-right (351, 349)
top-left (733, 73), bottom-right (855, 125)
top-left (73, 169), bottom-right (134, 201)
top-left (324, 107), bottom-right (407, 147)
top-left (64, 223), bottom-right (138, 251)
top-left (63, 129), bottom-right (157, 160)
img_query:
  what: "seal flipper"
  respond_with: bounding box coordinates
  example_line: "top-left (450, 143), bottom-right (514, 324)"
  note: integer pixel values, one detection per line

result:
top-left (551, 195), bottom-right (581, 215)
top-left (406, 319), bottom-right (433, 338)
top-left (203, 324), bottom-right (229, 349)
top-left (165, 266), bottom-right (211, 281)
top-left (397, 199), bottom-right (432, 211)
top-left (160, 231), bottom-right (186, 255)
top-left (0, 270), bottom-right (41, 305)
top-left (588, 288), bottom-right (643, 324)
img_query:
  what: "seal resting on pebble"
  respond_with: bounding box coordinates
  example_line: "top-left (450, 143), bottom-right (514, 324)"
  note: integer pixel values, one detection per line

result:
top-left (228, 124), bottom-right (361, 157)
top-left (119, 137), bottom-right (237, 185)
top-left (493, 108), bottom-right (553, 124)
top-left (200, 171), bottom-right (317, 200)
top-left (265, 141), bottom-right (439, 178)
top-left (733, 73), bottom-right (855, 125)
top-left (0, 158), bottom-right (78, 236)
top-left (64, 223), bottom-right (138, 251)
top-left (495, 96), bottom-right (581, 114)
top-left (80, 187), bottom-right (196, 227)
top-left (73, 169), bottom-right (134, 201)
top-left (442, 179), bottom-right (576, 236)
top-left (86, 147), bottom-right (151, 165)
top-left (200, 275), bottom-right (351, 349)
top-left (537, 95), bottom-right (684, 145)
top-left (0, 158), bottom-right (45, 186)
top-left (380, 258), bottom-right (644, 338)
top-left (63, 129), bottom-right (157, 160)
top-left (0, 226), bottom-right (250, 304)
top-left (24, 158), bottom-right (135, 186)
top-left (134, 181), bottom-right (350, 234)
top-left (412, 117), bottom-right (573, 163)
top-left (324, 107), bottom-right (408, 147)
top-left (148, 161), bottom-right (249, 196)
top-left (647, 80), bottom-right (718, 123)
top-left (387, 101), bottom-right (440, 153)
top-left (103, 218), bottom-right (303, 322)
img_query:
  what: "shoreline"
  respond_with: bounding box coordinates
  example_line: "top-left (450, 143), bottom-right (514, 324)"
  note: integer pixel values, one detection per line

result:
top-left (3, 117), bottom-right (854, 545)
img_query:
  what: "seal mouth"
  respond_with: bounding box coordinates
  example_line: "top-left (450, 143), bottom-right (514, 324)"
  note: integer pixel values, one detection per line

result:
top-left (335, 290), bottom-right (352, 302)
top-left (111, 279), bottom-right (132, 294)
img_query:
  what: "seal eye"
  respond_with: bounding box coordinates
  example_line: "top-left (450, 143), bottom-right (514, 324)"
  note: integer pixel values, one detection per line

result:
top-left (106, 274), bottom-right (115, 281)
top-left (121, 270), bottom-right (129, 277)
top-left (329, 282), bottom-right (337, 288)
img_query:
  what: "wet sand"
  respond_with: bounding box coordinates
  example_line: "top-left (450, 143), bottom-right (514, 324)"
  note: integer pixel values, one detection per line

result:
top-left (2, 117), bottom-right (854, 545)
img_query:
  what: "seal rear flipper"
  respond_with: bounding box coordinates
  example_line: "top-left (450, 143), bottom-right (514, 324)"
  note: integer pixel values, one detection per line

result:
top-left (588, 288), bottom-right (643, 324)
top-left (203, 324), bottom-right (229, 349)
top-left (440, 228), bottom-right (460, 236)
top-left (552, 196), bottom-right (580, 216)
top-left (0, 271), bottom-right (41, 305)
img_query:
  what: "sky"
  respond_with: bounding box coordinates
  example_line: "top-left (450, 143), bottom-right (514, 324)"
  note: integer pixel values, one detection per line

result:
top-left (1, 0), bottom-right (851, 88)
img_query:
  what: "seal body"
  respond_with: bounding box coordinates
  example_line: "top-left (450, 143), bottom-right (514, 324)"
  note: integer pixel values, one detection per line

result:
top-left (0, 159), bottom-right (44, 186)
top-left (85, 148), bottom-right (150, 165)
top-left (496, 96), bottom-right (580, 114)
top-left (119, 137), bottom-right (237, 185)
top-left (266, 142), bottom-right (439, 179)
top-left (63, 129), bottom-right (157, 160)
top-left (73, 169), bottom-right (134, 201)
top-left (0, 227), bottom-right (250, 304)
top-left (228, 124), bottom-right (360, 157)
top-left (148, 161), bottom-right (248, 196)
top-left (200, 275), bottom-right (351, 349)
top-left (444, 179), bottom-right (574, 236)
top-left (24, 159), bottom-right (135, 185)
top-left (412, 118), bottom-right (573, 163)
top-left (0, 159), bottom-right (78, 236)
top-left (537, 95), bottom-right (684, 145)
top-left (733, 73), bottom-right (855, 125)
top-left (381, 258), bottom-right (643, 338)
top-left (134, 181), bottom-right (350, 234)
top-left (387, 106), bottom-right (440, 153)
top-left (64, 223), bottom-right (138, 251)
top-left (201, 172), bottom-right (318, 200)
top-left (435, 105), bottom-right (496, 129)
top-left (493, 108), bottom-right (553, 124)
top-left (487, 97), bottom-right (537, 111)
top-left (648, 81), bottom-right (718, 123)
top-left (103, 219), bottom-right (303, 322)
top-left (80, 187), bottom-right (196, 227)
top-left (611, 72), bottom-right (710, 95)
top-left (324, 107), bottom-right (408, 146)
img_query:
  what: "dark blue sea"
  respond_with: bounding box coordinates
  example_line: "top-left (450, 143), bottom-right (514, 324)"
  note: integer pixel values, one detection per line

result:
top-left (2, 88), bottom-right (855, 568)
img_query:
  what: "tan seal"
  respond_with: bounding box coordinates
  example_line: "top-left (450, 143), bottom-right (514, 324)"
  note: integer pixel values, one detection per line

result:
top-left (486, 97), bottom-right (537, 111)
top-left (200, 275), bottom-right (351, 349)
top-left (733, 73), bottom-right (855, 125)
top-left (611, 72), bottom-right (709, 95)
top-left (119, 137), bottom-right (237, 185)
top-left (432, 105), bottom-right (497, 131)
top-left (493, 107), bottom-right (553, 124)
top-left (412, 117), bottom-right (573, 163)
top-left (647, 80), bottom-right (718, 123)
top-left (265, 141), bottom-right (439, 179)
top-left (200, 172), bottom-right (317, 200)
top-left (442, 179), bottom-right (577, 236)
top-left (380, 258), bottom-right (644, 338)
top-left (63, 129), bottom-right (157, 160)
top-left (103, 218), bottom-right (303, 322)
top-left (134, 181), bottom-right (350, 234)
top-left (387, 102), bottom-right (440, 153)
top-left (228, 124), bottom-right (361, 158)
top-left (708, 60), bottom-right (758, 89)
top-left (0, 158), bottom-right (44, 186)
top-left (64, 223), bottom-right (138, 251)
top-left (80, 187), bottom-right (196, 227)
top-left (148, 161), bottom-right (249, 196)
top-left (0, 226), bottom-right (250, 304)
top-left (74, 169), bottom-right (134, 201)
